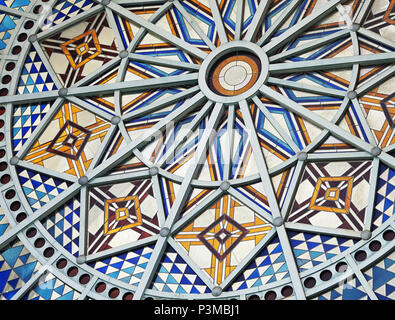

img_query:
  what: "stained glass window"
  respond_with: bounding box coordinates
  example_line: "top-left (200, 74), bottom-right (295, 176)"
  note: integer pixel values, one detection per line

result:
top-left (0, 0), bottom-right (394, 301)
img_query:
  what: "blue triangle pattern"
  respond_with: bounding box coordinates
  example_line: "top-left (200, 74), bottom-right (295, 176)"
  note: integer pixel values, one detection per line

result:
top-left (0, 0), bottom-right (30, 11)
top-left (316, 278), bottom-right (369, 300)
top-left (373, 165), bottom-right (395, 230)
top-left (364, 252), bottom-right (395, 300)
top-left (17, 47), bottom-right (57, 94)
top-left (0, 13), bottom-right (19, 51)
top-left (0, 213), bottom-right (9, 237)
top-left (17, 167), bottom-right (71, 211)
top-left (0, 240), bottom-right (40, 300)
top-left (151, 246), bottom-right (211, 294)
top-left (229, 236), bottom-right (289, 291)
top-left (23, 273), bottom-right (79, 300)
top-left (41, 0), bottom-right (94, 30)
top-left (43, 197), bottom-right (80, 257)
top-left (89, 245), bottom-right (154, 287)
top-left (288, 231), bottom-right (357, 272)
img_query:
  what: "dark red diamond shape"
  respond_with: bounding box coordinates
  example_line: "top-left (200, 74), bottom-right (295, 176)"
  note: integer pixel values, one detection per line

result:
top-left (197, 215), bottom-right (248, 261)
top-left (47, 120), bottom-right (92, 160)
top-left (62, 133), bottom-right (78, 148)
top-left (214, 229), bottom-right (231, 244)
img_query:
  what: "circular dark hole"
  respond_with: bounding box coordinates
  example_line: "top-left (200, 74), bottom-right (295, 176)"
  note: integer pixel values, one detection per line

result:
top-left (264, 291), bottom-right (277, 300)
top-left (355, 250), bottom-right (367, 262)
top-left (79, 274), bottom-right (91, 285)
top-left (248, 294), bottom-right (260, 300)
top-left (24, 20), bottom-right (34, 29)
top-left (5, 62), bottom-right (15, 71)
top-left (0, 107), bottom-right (4, 116)
top-left (34, 237), bottom-right (45, 248)
top-left (10, 201), bottom-right (20, 211)
top-left (1, 174), bottom-right (10, 184)
top-left (0, 174), bottom-right (9, 185)
top-left (12, 46), bottom-right (21, 55)
top-left (369, 240), bottom-right (382, 252)
top-left (67, 266), bottom-right (78, 277)
top-left (383, 230), bottom-right (395, 241)
top-left (122, 292), bottom-right (134, 300)
top-left (0, 161), bottom-right (7, 170)
top-left (320, 270), bottom-right (332, 281)
top-left (0, 149), bottom-right (5, 158)
top-left (43, 247), bottom-right (54, 258)
top-left (109, 288), bottom-right (120, 299)
top-left (26, 227), bottom-right (37, 238)
top-left (56, 258), bottom-right (67, 269)
top-left (0, 88), bottom-right (9, 96)
top-left (33, 5), bottom-right (42, 14)
top-left (304, 277), bottom-right (316, 288)
top-left (2, 75), bottom-right (11, 85)
top-left (335, 262), bottom-right (348, 273)
top-left (0, 133), bottom-right (4, 141)
top-left (144, 297), bottom-right (154, 300)
top-left (0, 121), bottom-right (4, 130)
top-left (16, 212), bottom-right (27, 222)
top-left (17, 33), bottom-right (27, 42)
top-left (5, 189), bottom-right (16, 199)
top-left (281, 286), bottom-right (293, 298)
top-left (95, 282), bottom-right (106, 293)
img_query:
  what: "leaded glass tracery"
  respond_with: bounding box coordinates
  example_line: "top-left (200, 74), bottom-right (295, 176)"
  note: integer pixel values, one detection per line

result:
top-left (0, 0), bottom-right (393, 300)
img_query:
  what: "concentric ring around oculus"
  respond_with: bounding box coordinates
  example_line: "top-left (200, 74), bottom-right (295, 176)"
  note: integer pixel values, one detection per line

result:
top-left (199, 41), bottom-right (269, 104)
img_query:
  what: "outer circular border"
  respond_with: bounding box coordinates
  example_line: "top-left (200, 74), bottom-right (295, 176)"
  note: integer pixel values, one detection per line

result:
top-left (198, 41), bottom-right (269, 104)
top-left (0, 0), bottom-right (393, 301)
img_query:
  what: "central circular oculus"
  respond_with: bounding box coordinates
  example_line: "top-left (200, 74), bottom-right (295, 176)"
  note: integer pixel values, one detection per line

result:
top-left (199, 41), bottom-right (269, 104)
top-left (224, 65), bottom-right (247, 86)
top-left (209, 51), bottom-right (261, 97)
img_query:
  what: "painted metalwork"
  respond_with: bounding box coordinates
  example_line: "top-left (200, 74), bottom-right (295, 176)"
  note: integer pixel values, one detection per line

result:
top-left (0, 0), bottom-right (393, 300)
